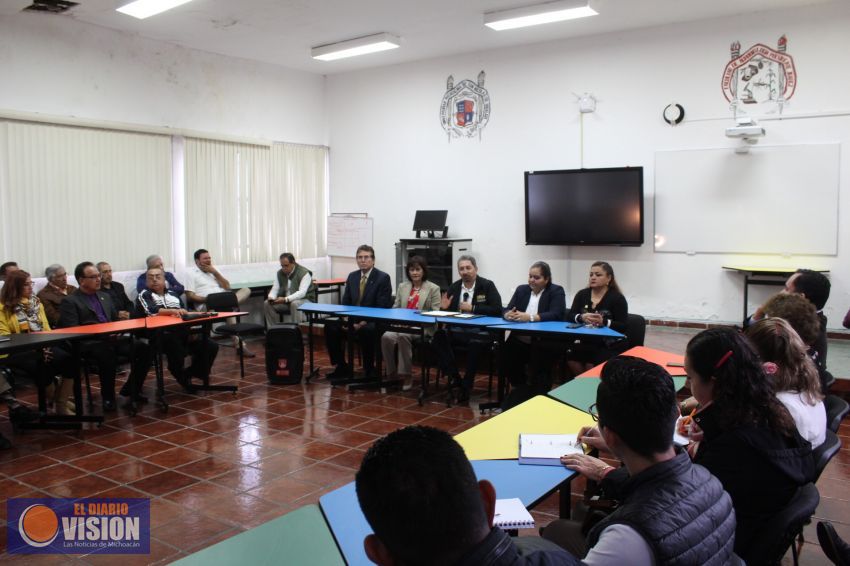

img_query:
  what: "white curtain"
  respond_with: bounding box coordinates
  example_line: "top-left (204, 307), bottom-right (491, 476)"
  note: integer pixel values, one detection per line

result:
top-left (185, 139), bottom-right (327, 264)
top-left (0, 120), bottom-right (172, 274)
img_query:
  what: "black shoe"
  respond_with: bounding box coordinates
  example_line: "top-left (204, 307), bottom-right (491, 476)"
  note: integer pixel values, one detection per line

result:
top-left (817, 521), bottom-right (850, 565)
top-left (102, 400), bottom-right (116, 412)
top-left (9, 405), bottom-right (38, 423)
top-left (0, 433), bottom-right (11, 450)
top-left (327, 365), bottom-right (352, 380)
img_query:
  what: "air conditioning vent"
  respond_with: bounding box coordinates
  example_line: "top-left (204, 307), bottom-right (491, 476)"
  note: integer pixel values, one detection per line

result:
top-left (23, 1), bottom-right (79, 14)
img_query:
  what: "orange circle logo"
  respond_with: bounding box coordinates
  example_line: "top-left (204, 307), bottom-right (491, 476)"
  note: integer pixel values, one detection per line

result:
top-left (19, 504), bottom-right (60, 547)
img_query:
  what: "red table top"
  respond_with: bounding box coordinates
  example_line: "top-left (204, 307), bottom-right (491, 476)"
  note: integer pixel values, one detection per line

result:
top-left (578, 345), bottom-right (686, 377)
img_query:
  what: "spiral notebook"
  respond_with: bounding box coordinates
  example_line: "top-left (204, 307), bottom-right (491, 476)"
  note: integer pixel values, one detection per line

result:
top-left (494, 498), bottom-right (535, 530)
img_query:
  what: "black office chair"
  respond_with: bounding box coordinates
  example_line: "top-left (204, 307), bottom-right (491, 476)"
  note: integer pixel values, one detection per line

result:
top-left (817, 521), bottom-right (850, 566)
top-left (813, 430), bottom-right (842, 482)
top-left (205, 292), bottom-right (265, 378)
top-left (743, 482), bottom-right (820, 566)
top-left (625, 313), bottom-right (646, 348)
top-left (825, 394), bottom-right (849, 433)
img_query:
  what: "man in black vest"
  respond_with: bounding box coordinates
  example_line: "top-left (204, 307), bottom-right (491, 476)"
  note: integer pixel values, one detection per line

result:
top-left (264, 252), bottom-right (317, 327)
top-left (542, 356), bottom-right (737, 565)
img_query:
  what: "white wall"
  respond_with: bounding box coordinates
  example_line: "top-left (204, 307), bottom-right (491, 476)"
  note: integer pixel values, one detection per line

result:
top-left (326, 2), bottom-right (850, 328)
top-left (0, 12), bottom-right (326, 145)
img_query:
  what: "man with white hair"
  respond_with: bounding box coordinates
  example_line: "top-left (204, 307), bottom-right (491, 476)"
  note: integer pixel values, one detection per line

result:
top-left (36, 264), bottom-right (77, 327)
top-left (135, 254), bottom-right (185, 296)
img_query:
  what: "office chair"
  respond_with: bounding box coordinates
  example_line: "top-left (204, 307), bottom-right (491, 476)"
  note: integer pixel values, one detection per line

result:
top-left (824, 394), bottom-right (849, 433)
top-left (813, 430), bottom-right (842, 482)
top-left (817, 521), bottom-right (850, 566)
top-left (743, 482), bottom-right (820, 566)
top-left (625, 313), bottom-right (647, 348)
top-left (205, 292), bottom-right (264, 378)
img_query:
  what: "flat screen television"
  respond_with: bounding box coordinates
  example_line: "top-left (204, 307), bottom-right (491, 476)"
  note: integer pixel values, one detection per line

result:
top-left (524, 167), bottom-right (644, 246)
top-left (413, 210), bottom-right (448, 231)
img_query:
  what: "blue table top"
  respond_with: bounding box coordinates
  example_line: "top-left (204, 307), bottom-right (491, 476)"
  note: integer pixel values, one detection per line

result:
top-left (298, 302), bottom-right (349, 314)
top-left (320, 459), bottom-right (575, 566)
top-left (437, 315), bottom-right (507, 328)
top-left (337, 307), bottom-right (438, 324)
top-left (492, 320), bottom-right (624, 338)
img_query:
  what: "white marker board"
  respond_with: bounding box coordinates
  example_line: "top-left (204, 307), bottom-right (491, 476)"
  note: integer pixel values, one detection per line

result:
top-left (327, 215), bottom-right (373, 257)
top-left (654, 143), bottom-right (840, 255)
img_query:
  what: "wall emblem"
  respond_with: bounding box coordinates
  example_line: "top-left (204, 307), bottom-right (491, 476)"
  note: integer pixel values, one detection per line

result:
top-left (721, 36), bottom-right (796, 113)
top-left (440, 71), bottom-right (491, 140)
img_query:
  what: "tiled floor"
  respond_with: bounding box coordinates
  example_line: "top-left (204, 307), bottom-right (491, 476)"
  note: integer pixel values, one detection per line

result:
top-left (0, 327), bottom-right (847, 565)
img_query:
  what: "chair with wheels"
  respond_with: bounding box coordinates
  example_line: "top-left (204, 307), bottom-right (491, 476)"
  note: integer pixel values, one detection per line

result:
top-left (205, 292), bottom-right (265, 378)
top-left (813, 429), bottom-right (842, 482)
top-left (824, 394), bottom-right (849, 433)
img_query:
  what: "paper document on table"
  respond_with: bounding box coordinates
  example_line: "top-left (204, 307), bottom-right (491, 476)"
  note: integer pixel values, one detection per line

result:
top-left (519, 434), bottom-right (583, 466)
top-left (494, 498), bottom-right (535, 530)
top-left (419, 310), bottom-right (459, 317)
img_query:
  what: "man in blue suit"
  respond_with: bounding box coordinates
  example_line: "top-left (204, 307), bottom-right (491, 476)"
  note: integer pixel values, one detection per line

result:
top-left (325, 245), bottom-right (392, 382)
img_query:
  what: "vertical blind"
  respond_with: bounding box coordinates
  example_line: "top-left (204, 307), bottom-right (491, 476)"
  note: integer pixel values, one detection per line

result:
top-left (0, 121), bottom-right (172, 273)
top-left (185, 138), bottom-right (327, 264)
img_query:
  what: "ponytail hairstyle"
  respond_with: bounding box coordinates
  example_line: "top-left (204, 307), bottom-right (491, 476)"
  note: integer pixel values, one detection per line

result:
top-left (591, 261), bottom-right (622, 295)
top-left (686, 327), bottom-right (796, 435)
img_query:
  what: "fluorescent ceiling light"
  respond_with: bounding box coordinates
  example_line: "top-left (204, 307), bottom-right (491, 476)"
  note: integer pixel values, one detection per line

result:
top-left (116, 0), bottom-right (193, 20)
top-left (312, 33), bottom-right (401, 62)
top-left (484, 0), bottom-right (597, 31)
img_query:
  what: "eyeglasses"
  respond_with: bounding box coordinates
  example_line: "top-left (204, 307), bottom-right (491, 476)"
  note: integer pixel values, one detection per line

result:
top-left (588, 402), bottom-right (599, 422)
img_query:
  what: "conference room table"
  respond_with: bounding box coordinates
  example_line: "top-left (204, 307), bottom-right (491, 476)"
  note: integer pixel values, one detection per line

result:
top-left (175, 504), bottom-right (344, 566)
top-left (0, 331), bottom-right (98, 430)
top-left (575, 345), bottom-right (686, 378)
top-left (320, 458), bottom-right (577, 566)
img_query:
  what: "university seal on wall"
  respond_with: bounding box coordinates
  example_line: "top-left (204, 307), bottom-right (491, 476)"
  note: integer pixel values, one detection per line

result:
top-left (721, 36), bottom-right (797, 113)
top-left (439, 71), bottom-right (491, 140)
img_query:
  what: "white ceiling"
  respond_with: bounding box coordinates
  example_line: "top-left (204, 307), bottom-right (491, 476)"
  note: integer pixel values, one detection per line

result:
top-left (6, 0), bottom-right (833, 74)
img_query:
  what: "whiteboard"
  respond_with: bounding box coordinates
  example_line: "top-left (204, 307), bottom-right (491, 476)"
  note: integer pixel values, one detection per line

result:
top-left (327, 215), bottom-right (373, 257)
top-left (654, 144), bottom-right (840, 255)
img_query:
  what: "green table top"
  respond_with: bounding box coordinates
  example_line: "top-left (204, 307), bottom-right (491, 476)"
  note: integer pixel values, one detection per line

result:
top-left (549, 376), bottom-right (688, 413)
top-left (172, 504), bottom-right (344, 566)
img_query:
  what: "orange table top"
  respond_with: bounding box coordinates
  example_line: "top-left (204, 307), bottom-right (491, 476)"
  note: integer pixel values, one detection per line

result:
top-left (50, 312), bottom-right (246, 334)
top-left (578, 345), bottom-right (686, 377)
top-left (316, 278), bottom-right (346, 285)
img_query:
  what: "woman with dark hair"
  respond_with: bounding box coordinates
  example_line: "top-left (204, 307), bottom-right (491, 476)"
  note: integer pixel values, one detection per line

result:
top-left (566, 261), bottom-right (629, 375)
top-left (683, 327), bottom-right (814, 560)
top-left (380, 256), bottom-right (440, 390)
top-left (745, 317), bottom-right (826, 448)
top-left (501, 261), bottom-right (566, 409)
top-left (0, 270), bottom-right (76, 415)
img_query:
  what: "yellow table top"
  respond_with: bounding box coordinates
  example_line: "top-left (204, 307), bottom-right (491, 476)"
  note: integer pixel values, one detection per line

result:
top-left (454, 396), bottom-right (596, 460)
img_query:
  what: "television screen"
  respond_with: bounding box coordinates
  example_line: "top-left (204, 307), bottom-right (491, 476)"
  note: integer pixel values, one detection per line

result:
top-left (413, 210), bottom-right (448, 231)
top-left (524, 167), bottom-right (644, 246)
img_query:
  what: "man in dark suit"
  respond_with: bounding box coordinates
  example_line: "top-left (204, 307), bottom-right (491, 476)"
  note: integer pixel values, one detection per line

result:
top-left (433, 255), bottom-right (502, 403)
top-left (59, 261), bottom-right (151, 411)
top-left (97, 261), bottom-right (133, 319)
top-left (325, 245), bottom-right (392, 381)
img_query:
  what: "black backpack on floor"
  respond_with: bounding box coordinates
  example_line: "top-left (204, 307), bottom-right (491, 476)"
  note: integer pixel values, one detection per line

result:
top-left (265, 324), bottom-right (304, 385)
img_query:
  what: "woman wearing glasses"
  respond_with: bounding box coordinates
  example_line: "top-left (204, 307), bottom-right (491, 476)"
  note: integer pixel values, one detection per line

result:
top-left (565, 261), bottom-right (628, 376)
top-left (0, 269), bottom-right (77, 415)
top-left (381, 256), bottom-right (440, 391)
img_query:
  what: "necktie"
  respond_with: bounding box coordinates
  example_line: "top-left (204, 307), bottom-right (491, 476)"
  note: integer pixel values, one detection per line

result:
top-left (358, 274), bottom-right (367, 305)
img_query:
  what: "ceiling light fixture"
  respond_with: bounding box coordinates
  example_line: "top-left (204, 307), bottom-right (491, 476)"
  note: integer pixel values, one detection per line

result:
top-left (312, 33), bottom-right (401, 62)
top-left (116, 0), bottom-right (193, 20)
top-left (484, 0), bottom-right (598, 31)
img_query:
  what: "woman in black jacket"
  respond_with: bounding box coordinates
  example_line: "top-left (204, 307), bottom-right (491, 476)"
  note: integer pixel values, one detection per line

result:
top-left (683, 327), bottom-right (814, 562)
top-left (566, 261), bottom-right (628, 375)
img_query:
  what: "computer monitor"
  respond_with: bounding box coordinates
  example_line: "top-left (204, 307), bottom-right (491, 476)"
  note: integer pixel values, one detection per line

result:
top-left (413, 210), bottom-right (448, 238)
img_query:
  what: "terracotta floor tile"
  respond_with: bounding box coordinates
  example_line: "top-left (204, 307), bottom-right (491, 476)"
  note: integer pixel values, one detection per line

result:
top-left (42, 441), bottom-right (104, 462)
top-left (299, 440), bottom-right (349, 461)
top-left (97, 460), bottom-right (165, 483)
top-left (202, 493), bottom-right (285, 528)
top-left (175, 456), bottom-right (237, 480)
top-left (0, 477), bottom-right (42, 498)
top-left (246, 475), bottom-right (320, 505)
top-left (89, 430), bottom-right (148, 449)
top-left (209, 465), bottom-right (269, 492)
top-left (130, 420), bottom-right (187, 437)
top-left (192, 416), bottom-right (242, 434)
top-left (157, 427), bottom-right (215, 445)
top-left (215, 424), bottom-right (265, 444)
top-left (417, 415), bottom-right (466, 431)
top-left (94, 485), bottom-right (150, 499)
top-left (145, 447), bottom-right (208, 468)
top-left (251, 452), bottom-right (317, 476)
top-left (323, 428), bottom-right (378, 448)
top-left (287, 462), bottom-right (355, 488)
top-left (167, 411), bottom-right (218, 427)
top-left (149, 497), bottom-right (186, 528)
top-left (184, 436), bottom-right (243, 459)
top-left (129, 470), bottom-right (200, 496)
top-left (69, 450), bottom-right (136, 472)
top-left (326, 449), bottom-right (368, 471)
top-left (164, 481), bottom-right (237, 509)
top-left (0, 454), bottom-right (61, 477)
top-left (380, 410), bottom-right (428, 426)
top-left (82, 537), bottom-right (181, 566)
top-left (355, 419), bottom-right (405, 436)
top-left (345, 403), bottom-right (396, 418)
top-left (151, 513), bottom-right (233, 550)
top-left (263, 414), bottom-right (304, 431)
top-left (15, 463), bottom-right (87, 489)
top-left (324, 412), bottom-right (372, 428)
top-left (47, 473), bottom-right (120, 498)
top-left (250, 431), bottom-right (304, 451)
top-left (117, 438), bottom-right (175, 458)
